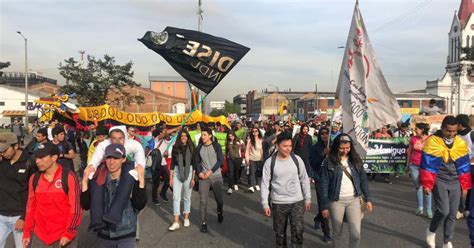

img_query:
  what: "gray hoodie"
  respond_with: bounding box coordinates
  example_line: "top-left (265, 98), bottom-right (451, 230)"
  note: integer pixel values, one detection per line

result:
top-left (260, 154), bottom-right (311, 209)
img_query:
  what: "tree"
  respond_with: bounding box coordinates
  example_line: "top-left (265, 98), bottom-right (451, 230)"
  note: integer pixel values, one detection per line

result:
top-left (59, 55), bottom-right (144, 107)
top-left (224, 100), bottom-right (240, 114)
top-left (0, 62), bottom-right (10, 84)
top-left (209, 108), bottom-right (228, 117)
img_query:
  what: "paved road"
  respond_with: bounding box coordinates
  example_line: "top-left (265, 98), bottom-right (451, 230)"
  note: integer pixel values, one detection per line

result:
top-left (3, 135), bottom-right (471, 247)
top-left (9, 175), bottom-right (470, 247)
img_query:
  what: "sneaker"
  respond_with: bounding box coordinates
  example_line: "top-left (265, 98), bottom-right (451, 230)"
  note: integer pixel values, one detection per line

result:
top-left (426, 211), bottom-right (433, 219)
top-left (255, 185), bottom-right (261, 191)
top-left (234, 185), bottom-right (239, 191)
top-left (168, 222), bottom-right (180, 231)
top-left (415, 208), bottom-right (424, 216)
top-left (201, 223), bottom-right (208, 233)
top-left (426, 228), bottom-right (436, 248)
top-left (160, 194), bottom-right (169, 203)
top-left (184, 219), bottom-right (190, 227)
top-left (227, 188), bottom-right (233, 195)
top-left (323, 235), bottom-right (332, 244)
top-left (464, 210), bottom-right (470, 218)
top-left (248, 187), bottom-right (255, 193)
top-left (218, 213), bottom-right (224, 223)
top-left (384, 178), bottom-right (392, 184)
top-left (443, 242), bottom-right (453, 248)
top-left (456, 211), bottom-right (464, 220)
top-left (152, 199), bottom-right (161, 206)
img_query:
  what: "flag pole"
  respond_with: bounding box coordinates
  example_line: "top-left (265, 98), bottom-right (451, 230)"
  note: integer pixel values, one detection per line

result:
top-left (164, 93), bottom-right (208, 151)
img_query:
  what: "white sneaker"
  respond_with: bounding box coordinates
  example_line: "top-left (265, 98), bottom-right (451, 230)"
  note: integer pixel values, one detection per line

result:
top-left (183, 219), bottom-right (190, 227)
top-left (456, 211), bottom-right (464, 219)
top-left (426, 228), bottom-right (436, 248)
top-left (255, 185), bottom-right (261, 191)
top-left (227, 188), bottom-right (233, 194)
top-left (128, 169), bottom-right (139, 181)
top-left (168, 222), bottom-right (180, 231)
top-left (234, 185), bottom-right (239, 191)
top-left (248, 187), bottom-right (255, 193)
top-left (443, 242), bottom-right (453, 248)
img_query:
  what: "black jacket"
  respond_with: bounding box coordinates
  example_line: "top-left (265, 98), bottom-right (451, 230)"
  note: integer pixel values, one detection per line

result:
top-left (292, 134), bottom-right (312, 162)
top-left (0, 149), bottom-right (36, 219)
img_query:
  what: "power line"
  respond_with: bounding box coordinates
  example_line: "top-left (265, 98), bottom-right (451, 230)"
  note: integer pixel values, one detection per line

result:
top-left (373, 0), bottom-right (432, 33)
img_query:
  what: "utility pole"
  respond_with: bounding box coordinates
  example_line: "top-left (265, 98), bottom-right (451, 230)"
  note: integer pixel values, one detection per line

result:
top-left (196, 0), bottom-right (204, 112)
top-left (17, 31), bottom-right (28, 133)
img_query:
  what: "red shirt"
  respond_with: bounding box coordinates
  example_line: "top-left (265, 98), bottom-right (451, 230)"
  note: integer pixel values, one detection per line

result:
top-left (409, 136), bottom-right (427, 166)
top-left (23, 165), bottom-right (82, 245)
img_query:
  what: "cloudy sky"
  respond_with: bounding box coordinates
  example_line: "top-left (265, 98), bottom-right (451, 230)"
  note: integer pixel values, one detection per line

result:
top-left (0, 0), bottom-right (462, 102)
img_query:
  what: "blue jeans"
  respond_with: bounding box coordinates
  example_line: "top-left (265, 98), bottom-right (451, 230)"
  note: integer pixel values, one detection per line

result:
top-left (0, 215), bottom-right (22, 248)
top-left (172, 167), bottom-right (193, 216)
top-left (409, 164), bottom-right (432, 212)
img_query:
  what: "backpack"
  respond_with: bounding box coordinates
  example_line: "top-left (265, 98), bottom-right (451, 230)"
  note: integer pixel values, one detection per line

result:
top-left (268, 152), bottom-right (303, 195)
top-left (32, 165), bottom-right (70, 195)
top-left (470, 131), bottom-right (474, 144)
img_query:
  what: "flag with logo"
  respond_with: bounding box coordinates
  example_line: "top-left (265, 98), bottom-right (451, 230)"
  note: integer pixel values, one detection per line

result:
top-left (336, 2), bottom-right (401, 156)
top-left (139, 27), bottom-right (250, 93)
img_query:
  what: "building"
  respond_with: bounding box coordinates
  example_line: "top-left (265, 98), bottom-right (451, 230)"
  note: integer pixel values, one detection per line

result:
top-left (425, 0), bottom-right (474, 115)
top-left (246, 88), bottom-right (446, 120)
top-left (233, 94), bottom-right (247, 115)
top-left (209, 101), bottom-right (225, 111)
top-left (0, 85), bottom-right (49, 126)
top-left (107, 86), bottom-right (187, 114)
top-left (149, 75), bottom-right (189, 99)
top-left (0, 71), bottom-right (57, 87)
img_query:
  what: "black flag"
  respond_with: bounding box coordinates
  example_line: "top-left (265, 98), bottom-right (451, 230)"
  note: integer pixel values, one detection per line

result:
top-left (139, 27), bottom-right (250, 94)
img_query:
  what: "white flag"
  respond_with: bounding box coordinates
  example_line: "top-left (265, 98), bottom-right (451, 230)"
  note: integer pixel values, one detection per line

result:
top-left (336, 2), bottom-right (401, 156)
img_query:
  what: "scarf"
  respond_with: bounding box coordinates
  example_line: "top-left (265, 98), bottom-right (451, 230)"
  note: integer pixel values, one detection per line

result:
top-left (177, 147), bottom-right (192, 182)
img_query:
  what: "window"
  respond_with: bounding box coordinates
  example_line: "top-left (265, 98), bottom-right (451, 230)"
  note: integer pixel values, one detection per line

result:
top-left (20, 102), bottom-right (33, 106)
top-left (397, 100), bottom-right (412, 108)
top-left (327, 99), bottom-right (335, 107)
top-left (0, 102), bottom-right (4, 106)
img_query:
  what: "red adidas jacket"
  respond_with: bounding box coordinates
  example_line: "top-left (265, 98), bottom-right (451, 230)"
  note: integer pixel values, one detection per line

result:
top-left (23, 165), bottom-right (82, 245)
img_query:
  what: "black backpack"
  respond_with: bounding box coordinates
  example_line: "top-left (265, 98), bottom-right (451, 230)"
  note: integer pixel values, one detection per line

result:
top-left (32, 165), bottom-right (70, 195)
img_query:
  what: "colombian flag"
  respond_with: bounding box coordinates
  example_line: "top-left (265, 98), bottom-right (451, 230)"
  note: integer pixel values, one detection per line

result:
top-left (420, 135), bottom-right (471, 190)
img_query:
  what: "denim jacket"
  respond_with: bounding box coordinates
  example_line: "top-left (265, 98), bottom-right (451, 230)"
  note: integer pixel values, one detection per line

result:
top-left (320, 158), bottom-right (371, 210)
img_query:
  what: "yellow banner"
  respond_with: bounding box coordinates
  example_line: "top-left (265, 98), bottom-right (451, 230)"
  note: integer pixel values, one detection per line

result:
top-left (400, 108), bottom-right (420, 115)
top-left (76, 104), bottom-right (228, 127)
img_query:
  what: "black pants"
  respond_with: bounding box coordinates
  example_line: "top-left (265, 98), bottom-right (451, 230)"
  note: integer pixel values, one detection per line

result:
top-left (152, 164), bottom-right (170, 202)
top-left (227, 157), bottom-right (242, 188)
top-left (314, 181), bottom-right (330, 236)
top-left (272, 201), bottom-right (305, 248)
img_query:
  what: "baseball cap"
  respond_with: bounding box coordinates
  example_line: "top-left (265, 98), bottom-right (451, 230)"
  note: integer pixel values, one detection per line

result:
top-left (104, 143), bottom-right (126, 159)
top-left (0, 132), bottom-right (18, 152)
top-left (34, 142), bottom-right (60, 158)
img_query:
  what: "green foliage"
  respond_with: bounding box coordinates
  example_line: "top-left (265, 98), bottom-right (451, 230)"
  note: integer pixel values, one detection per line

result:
top-left (0, 62), bottom-right (10, 78)
top-left (209, 108), bottom-right (228, 117)
top-left (224, 100), bottom-right (240, 114)
top-left (58, 55), bottom-right (144, 107)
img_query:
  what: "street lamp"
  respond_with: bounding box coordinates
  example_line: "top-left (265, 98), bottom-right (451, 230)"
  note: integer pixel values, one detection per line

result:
top-left (17, 31), bottom-right (28, 133)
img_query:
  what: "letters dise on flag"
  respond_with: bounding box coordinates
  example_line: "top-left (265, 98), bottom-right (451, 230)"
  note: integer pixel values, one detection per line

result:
top-left (336, 2), bottom-right (401, 156)
top-left (139, 27), bottom-right (250, 94)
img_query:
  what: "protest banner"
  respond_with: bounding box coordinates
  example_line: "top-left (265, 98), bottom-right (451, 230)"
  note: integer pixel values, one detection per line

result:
top-left (363, 137), bottom-right (409, 173)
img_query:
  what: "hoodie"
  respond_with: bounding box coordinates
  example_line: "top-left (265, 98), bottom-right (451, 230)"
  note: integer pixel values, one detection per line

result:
top-left (309, 128), bottom-right (330, 181)
top-left (88, 126), bottom-right (146, 169)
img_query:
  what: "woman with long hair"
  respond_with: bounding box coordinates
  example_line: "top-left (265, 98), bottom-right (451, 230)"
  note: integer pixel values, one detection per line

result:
top-left (226, 131), bottom-right (244, 194)
top-left (168, 130), bottom-right (196, 231)
top-left (321, 134), bottom-right (373, 248)
top-left (293, 124), bottom-right (313, 175)
top-left (407, 122), bottom-right (432, 218)
top-left (245, 127), bottom-right (264, 193)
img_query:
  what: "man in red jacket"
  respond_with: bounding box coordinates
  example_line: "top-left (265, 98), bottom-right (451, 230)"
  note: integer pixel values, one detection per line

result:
top-left (22, 143), bottom-right (82, 248)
